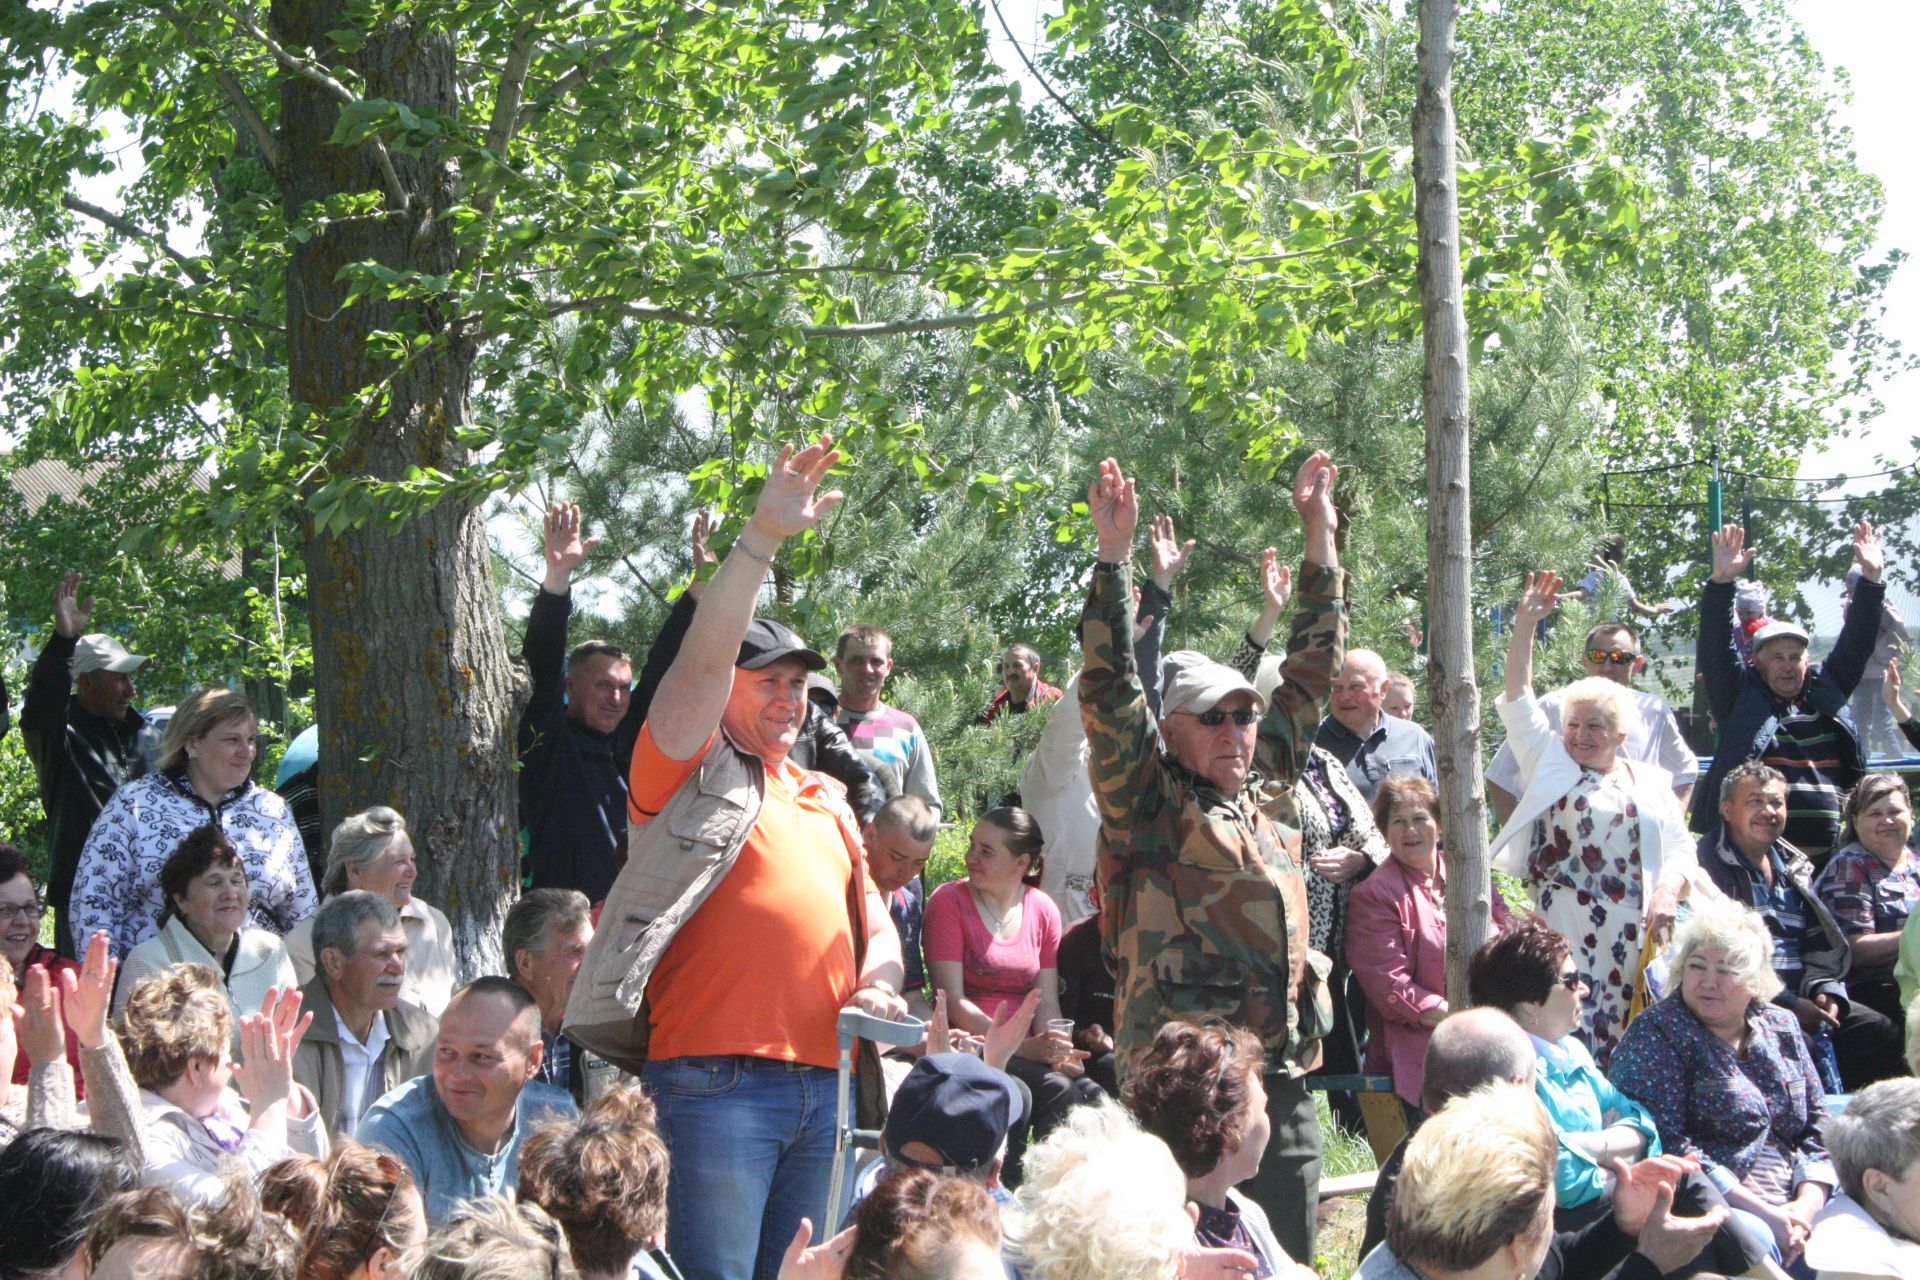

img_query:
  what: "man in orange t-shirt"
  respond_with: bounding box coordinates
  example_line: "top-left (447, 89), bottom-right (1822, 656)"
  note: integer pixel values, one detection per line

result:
top-left (634, 436), bottom-right (907, 1280)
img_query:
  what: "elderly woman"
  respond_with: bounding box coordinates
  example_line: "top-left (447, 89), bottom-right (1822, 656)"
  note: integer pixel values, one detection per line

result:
top-left (1805, 1077), bottom-right (1920, 1280)
top-left (1357, 1081), bottom-right (1560, 1280)
top-left (1815, 775), bottom-right (1920, 1029)
top-left (1123, 1020), bottom-right (1314, 1277)
top-left (1348, 776), bottom-right (1510, 1116)
top-left (518, 1086), bottom-right (679, 1280)
top-left (284, 807), bottom-right (456, 1016)
top-left (70, 688), bottom-right (315, 957)
top-left (925, 805), bottom-right (1100, 1176)
top-left (121, 963), bottom-right (327, 1201)
top-left (114, 826), bottom-right (298, 1041)
top-left (1, 839), bottom-right (83, 1092)
top-left (1609, 895), bottom-right (1835, 1269)
top-left (1492, 572), bottom-right (1700, 1064)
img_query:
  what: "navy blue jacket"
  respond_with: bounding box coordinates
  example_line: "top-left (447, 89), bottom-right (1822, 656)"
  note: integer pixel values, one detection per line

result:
top-left (1691, 574), bottom-right (1882, 838)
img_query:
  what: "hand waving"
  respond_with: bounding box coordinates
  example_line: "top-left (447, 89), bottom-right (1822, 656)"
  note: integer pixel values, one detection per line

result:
top-left (1147, 514), bottom-right (1195, 589)
top-left (1884, 659), bottom-right (1912, 724)
top-left (748, 437), bottom-right (844, 542)
top-left (540, 502), bottom-right (598, 590)
top-left (1261, 548), bottom-right (1293, 615)
top-left (983, 989), bottom-right (1041, 1071)
top-left (53, 570), bottom-right (94, 638)
top-left (1514, 571), bottom-right (1561, 627)
top-left (1854, 519), bottom-right (1886, 584)
top-left (691, 511), bottom-right (719, 573)
top-left (1290, 450), bottom-right (1338, 531)
top-left (1088, 458), bottom-right (1138, 562)
top-left (1709, 524), bottom-right (1754, 584)
top-left (59, 930), bottom-right (117, 1050)
top-left (18, 965), bottom-right (67, 1066)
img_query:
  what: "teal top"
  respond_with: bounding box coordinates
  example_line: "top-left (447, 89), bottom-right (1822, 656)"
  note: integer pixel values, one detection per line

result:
top-left (1531, 1031), bottom-right (1662, 1206)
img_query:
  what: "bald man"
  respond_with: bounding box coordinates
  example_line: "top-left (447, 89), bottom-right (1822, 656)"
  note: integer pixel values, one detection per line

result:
top-left (1314, 648), bottom-right (1437, 802)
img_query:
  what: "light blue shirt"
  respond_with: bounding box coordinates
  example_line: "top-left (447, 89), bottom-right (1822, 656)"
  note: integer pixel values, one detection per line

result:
top-left (358, 1074), bottom-right (577, 1224)
top-left (1529, 1031), bottom-right (1661, 1206)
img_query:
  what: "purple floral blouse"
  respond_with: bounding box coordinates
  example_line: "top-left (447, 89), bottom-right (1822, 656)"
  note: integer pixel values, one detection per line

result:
top-left (1607, 992), bottom-right (1835, 1202)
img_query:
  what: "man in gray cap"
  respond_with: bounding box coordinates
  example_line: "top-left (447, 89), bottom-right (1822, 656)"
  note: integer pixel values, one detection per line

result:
top-left (19, 570), bottom-right (155, 956)
top-left (1695, 520), bottom-right (1886, 863)
top-left (566, 437), bottom-right (907, 1280)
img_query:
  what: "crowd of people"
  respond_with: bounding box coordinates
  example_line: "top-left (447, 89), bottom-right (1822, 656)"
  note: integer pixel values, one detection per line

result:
top-left (2, 435), bottom-right (1920, 1280)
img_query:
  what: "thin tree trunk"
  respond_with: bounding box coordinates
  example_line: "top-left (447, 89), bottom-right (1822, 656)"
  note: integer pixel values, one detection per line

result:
top-left (1414, 0), bottom-right (1494, 1004)
top-left (274, 0), bottom-right (525, 974)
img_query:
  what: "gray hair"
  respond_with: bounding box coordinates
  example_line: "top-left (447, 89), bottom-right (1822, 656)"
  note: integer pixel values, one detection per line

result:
top-left (1829, 1078), bottom-right (1920, 1216)
top-left (1720, 760), bottom-right (1786, 808)
top-left (871, 794), bottom-right (938, 844)
top-left (323, 807), bottom-right (408, 896)
top-left (1670, 894), bottom-right (1784, 1005)
top-left (502, 889), bottom-right (591, 980)
top-left (311, 891), bottom-right (401, 963)
top-left (414, 1196), bottom-right (569, 1280)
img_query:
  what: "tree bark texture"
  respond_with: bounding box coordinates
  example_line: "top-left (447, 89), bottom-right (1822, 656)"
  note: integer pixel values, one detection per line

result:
top-left (275, 0), bottom-right (524, 973)
top-left (1414, 0), bottom-right (1494, 1005)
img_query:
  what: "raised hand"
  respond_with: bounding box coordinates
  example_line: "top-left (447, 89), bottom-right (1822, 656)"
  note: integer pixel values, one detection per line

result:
top-left (59, 930), bottom-right (117, 1050)
top-left (1290, 449), bottom-right (1338, 531)
top-left (539, 502), bottom-right (598, 592)
top-left (1088, 457), bottom-right (1139, 563)
top-left (1885, 659), bottom-right (1912, 724)
top-left (1147, 514), bottom-right (1195, 589)
top-left (747, 437), bottom-right (844, 543)
top-left (1262, 548), bottom-right (1293, 615)
top-left (1709, 523), bottom-right (1754, 584)
top-left (17, 965), bottom-right (68, 1066)
top-left (983, 989), bottom-right (1041, 1071)
top-left (1514, 571), bottom-right (1562, 626)
top-left (233, 986), bottom-right (310, 1116)
top-left (1854, 519), bottom-right (1886, 584)
top-left (691, 510), bottom-right (719, 573)
top-left (778, 1220), bottom-right (855, 1280)
top-left (53, 570), bottom-right (94, 638)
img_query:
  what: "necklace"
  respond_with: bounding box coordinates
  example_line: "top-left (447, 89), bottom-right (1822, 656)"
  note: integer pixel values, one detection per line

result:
top-left (971, 886), bottom-right (1020, 934)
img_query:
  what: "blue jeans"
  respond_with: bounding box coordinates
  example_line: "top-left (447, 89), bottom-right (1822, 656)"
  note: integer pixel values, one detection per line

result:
top-left (643, 1055), bottom-right (844, 1280)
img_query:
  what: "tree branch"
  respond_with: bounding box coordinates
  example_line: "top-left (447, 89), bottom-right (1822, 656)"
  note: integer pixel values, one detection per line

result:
top-left (60, 194), bottom-right (208, 285)
top-left (209, 65), bottom-right (283, 169)
top-left (484, 21), bottom-right (539, 170)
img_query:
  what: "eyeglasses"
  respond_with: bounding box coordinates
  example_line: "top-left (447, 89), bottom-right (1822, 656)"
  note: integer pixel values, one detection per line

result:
top-left (1586, 649), bottom-right (1638, 666)
top-left (1184, 708), bottom-right (1259, 727)
top-left (0, 901), bottom-right (45, 922)
top-left (1556, 972), bottom-right (1584, 990)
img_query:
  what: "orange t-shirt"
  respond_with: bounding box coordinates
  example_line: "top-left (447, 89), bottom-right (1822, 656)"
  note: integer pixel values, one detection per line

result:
top-left (629, 724), bottom-right (865, 1069)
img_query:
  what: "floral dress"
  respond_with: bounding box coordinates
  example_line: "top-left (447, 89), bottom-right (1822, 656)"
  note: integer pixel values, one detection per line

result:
top-left (1527, 767), bottom-right (1646, 1064)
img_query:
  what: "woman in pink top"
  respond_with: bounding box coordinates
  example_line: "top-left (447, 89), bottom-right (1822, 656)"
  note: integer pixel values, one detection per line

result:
top-left (924, 806), bottom-right (1103, 1182)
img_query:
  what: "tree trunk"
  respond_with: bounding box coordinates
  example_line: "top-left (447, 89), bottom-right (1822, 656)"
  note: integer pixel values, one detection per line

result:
top-left (1414, 0), bottom-right (1494, 1005)
top-left (274, 0), bottom-right (524, 974)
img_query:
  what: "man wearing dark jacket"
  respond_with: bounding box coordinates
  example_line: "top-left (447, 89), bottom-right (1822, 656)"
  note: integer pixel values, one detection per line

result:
top-left (20, 571), bottom-right (155, 957)
top-left (518, 503), bottom-right (638, 905)
top-left (1693, 520), bottom-right (1885, 864)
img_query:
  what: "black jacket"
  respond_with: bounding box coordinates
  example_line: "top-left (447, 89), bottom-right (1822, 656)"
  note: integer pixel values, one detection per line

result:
top-left (517, 588), bottom-right (636, 905)
top-left (19, 634), bottom-right (154, 912)
top-left (632, 593), bottom-right (883, 823)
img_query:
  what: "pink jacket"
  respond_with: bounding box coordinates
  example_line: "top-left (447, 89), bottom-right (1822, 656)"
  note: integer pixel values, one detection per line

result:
top-left (1345, 855), bottom-right (1510, 1107)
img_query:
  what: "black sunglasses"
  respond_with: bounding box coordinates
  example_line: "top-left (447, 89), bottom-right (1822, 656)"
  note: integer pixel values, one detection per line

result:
top-left (1586, 648), bottom-right (1639, 665)
top-left (1556, 972), bottom-right (1584, 990)
top-left (1185, 708), bottom-right (1259, 727)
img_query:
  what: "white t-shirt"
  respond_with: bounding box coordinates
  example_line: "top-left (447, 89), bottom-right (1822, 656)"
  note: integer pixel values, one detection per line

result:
top-left (333, 1005), bottom-right (391, 1138)
top-left (1487, 686), bottom-right (1698, 796)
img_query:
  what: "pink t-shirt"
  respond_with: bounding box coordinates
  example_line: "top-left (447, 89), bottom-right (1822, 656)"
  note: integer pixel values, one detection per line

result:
top-left (923, 881), bottom-right (1062, 1021)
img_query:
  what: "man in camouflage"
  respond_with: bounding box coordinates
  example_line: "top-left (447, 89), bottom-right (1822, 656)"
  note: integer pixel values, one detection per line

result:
top-left (1078, 450), bottom-right (1344, 1265)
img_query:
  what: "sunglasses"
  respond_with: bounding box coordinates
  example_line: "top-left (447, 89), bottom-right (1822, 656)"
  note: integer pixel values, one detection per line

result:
top-left (1184, 708), bottom-right (1260, 727)
top-left (1556, 972), bottom-right (1584, 990)
top-left (1586, 649), bottom-right (1639, 665)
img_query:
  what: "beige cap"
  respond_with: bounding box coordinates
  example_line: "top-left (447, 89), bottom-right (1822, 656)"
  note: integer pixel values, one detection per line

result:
top-left (71, 634), bottom-right (149, 678)
top-left (1160, 649), bottom-right (1266, 717)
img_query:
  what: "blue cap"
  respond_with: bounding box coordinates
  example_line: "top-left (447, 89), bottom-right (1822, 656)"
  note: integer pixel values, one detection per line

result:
top-left (881, 1052), bottom-right (1027, 1173)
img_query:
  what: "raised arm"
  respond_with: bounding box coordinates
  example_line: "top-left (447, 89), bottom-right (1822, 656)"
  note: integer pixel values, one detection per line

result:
top-left (1253, 451), bottom-right (1345, 785)
top-left (1504, 572), bottom-right (1561, 705)
top-left (647, 439), bottom-right (843, 761)
top-left (1698, 525), bottom-right (1753, 718)
top-left (1823, 521), bottom-right (1888, 699)
top-left (21, 571), bottom-right (93, 750)
top-left (521, 504), bottom-right (595, 725)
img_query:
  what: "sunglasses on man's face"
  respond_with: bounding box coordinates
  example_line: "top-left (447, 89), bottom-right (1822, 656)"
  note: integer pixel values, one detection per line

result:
top-left (1185, 708), bottom-right (1260, 727)
top-left (1586, 649), bottom-right (1639, 666)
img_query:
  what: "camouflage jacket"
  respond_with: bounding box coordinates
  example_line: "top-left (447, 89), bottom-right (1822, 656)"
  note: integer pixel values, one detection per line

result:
top-left (1079, 559), bottom-right (1347, 1077)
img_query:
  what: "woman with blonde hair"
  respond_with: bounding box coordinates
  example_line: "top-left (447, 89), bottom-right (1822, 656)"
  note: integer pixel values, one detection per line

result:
top-left (70, 687), bottom-right (314, 957)
top-left (283, 806), bottom-right (456, 1016)
top-left (1491, 572), bottom-right (1702, 1064)
top-left (1609, 896), bottom-right (1835, 1269)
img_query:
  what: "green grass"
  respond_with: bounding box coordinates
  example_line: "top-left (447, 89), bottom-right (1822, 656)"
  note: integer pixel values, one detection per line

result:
top-left (1313, 1092), bottom-right (1377, 1279)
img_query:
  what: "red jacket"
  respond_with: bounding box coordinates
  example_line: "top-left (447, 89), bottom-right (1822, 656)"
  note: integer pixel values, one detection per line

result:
top-left (12, 944), bottom-right (84, 1099)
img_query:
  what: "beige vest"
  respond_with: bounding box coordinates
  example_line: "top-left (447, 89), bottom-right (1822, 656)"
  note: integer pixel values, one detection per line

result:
top-left (562, 732), bottom-right (882, 1118)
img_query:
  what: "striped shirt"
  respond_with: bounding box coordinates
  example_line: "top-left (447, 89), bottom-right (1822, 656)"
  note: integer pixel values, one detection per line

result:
top-left (1718, 833), bottom-right (1810, 994)
top-left (1761, 708), bottom-right (1848, 860)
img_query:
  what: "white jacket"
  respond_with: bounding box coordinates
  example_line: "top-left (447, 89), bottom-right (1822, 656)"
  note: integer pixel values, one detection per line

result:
top-left (1020, 674), bottom-right (1102, 926)
top-left (139, 1084), bottom-right (328, 1203)
top-left (1488, 691), bottom-right (1698, 898)
top-left (71, 773), bottom-right (317, 957)
top-left (114, 917), bottom-right (298, 1047)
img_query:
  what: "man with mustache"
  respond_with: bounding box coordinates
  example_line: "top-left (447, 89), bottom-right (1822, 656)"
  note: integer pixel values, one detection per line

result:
top-left (292, 890), bottom-right (437, 1139)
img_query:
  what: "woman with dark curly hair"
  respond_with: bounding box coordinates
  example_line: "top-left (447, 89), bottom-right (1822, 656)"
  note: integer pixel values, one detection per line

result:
top-left (1121, 1020), bottom-right (1314, 1279)
top-left (517, 1086), bottom-right (677, 1280)
top-left (841, 1165), bottom-right (1003, 1280)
